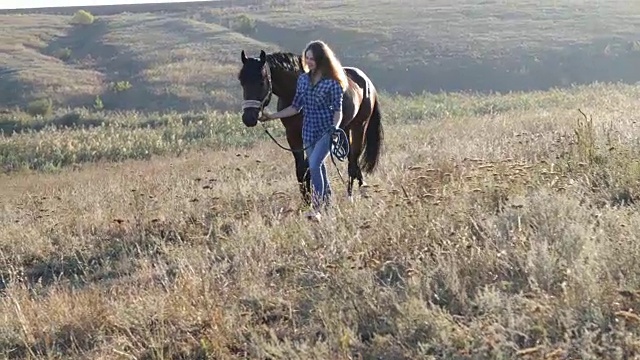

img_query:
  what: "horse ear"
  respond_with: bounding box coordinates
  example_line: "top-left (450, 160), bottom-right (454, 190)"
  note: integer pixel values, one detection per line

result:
top-left (259, 50), bottom-right (266, 63)
top-left (241, 50), bottom-right (247, 64)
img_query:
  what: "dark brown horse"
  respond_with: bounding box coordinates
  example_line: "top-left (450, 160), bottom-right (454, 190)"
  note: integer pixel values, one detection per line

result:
top-left (237, 49), bottom-right (384, 204)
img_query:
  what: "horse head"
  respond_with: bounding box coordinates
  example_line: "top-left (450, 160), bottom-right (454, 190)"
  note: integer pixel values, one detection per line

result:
top-left (238, 49), bottom-right (272, 127)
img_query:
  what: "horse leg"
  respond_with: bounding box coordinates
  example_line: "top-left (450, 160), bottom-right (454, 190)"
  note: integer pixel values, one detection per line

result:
top-left (354, 95), bottom-right (383, 195)
top-left (294, 152), bottom-right (311, 205)
top-left (282, 114), bottom-right (311, 205)
top-left (347, 120), bottom-right (366, 201)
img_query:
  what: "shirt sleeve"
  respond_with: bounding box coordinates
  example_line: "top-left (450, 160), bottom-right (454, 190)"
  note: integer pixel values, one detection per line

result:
top-left (330, 79), bottom-right (344, 113)
top-left (291, 75), bottom-right (307, 111)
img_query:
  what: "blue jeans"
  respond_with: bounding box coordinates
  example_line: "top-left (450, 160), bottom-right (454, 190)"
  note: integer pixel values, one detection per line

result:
top-left (305, 132), bottom-right (333, 210)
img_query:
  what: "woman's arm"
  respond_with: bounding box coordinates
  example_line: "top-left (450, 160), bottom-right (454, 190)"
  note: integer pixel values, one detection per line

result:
top-left (261, 105), bottom-right (300, 121)
top-left (260, 74), bottom-right (307, 121)
top-left (332, 109), bottom-right (342, 128)
top-left (330, 80), bottom-right (345, 129)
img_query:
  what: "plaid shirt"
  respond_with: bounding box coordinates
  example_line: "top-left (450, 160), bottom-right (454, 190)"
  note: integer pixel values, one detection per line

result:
top-left (291, 73), bottom-right (344, 145)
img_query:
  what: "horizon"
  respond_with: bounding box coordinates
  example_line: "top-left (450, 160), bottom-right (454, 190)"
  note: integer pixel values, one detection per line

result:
top-left (1, 0), bottom-right (212, 10)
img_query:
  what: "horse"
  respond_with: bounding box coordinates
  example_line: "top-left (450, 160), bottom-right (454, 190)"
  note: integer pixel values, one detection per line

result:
top-left (237, 49), bottom-right (384, 205)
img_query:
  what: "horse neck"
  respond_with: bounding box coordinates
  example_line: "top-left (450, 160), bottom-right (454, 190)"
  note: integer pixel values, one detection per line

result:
top-left (269, 67), bottom-right (301, 102)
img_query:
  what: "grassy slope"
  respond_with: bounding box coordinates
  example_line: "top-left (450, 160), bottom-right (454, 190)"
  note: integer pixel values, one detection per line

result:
top-left (0, 15), bottom-right (104, 107)
top-left (244, 0), bottom-right (640, 93)
top-left (2, 1), bottom-right (640, 358)
top-left (2, 83), bottom-right (640, 358)
top-left (1, 0), bottom-right (640, 112)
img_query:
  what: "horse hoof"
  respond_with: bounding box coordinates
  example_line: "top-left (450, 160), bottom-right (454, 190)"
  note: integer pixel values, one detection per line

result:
top-left (347, 194), bottom-right (354, 203)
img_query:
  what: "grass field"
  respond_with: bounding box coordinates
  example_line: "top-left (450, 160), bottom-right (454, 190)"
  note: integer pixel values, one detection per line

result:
top-left (2, 0), bottom-right (640, 358)
top-left (2, 82), bottom-right (640, 358)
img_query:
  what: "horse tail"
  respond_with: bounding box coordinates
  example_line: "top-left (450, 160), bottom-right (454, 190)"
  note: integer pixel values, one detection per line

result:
top-left (361, 97), bottom-right (384, 174)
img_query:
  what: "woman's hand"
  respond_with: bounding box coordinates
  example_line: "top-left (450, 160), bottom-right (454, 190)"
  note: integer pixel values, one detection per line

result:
top-left (258, 110), bottom-right (272, 122)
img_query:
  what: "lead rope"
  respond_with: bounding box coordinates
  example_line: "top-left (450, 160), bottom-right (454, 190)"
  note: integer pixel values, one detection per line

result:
top-left (329, 127), bottom-right (349, 184)
top-left (260, 121), bottom-right (349, 184)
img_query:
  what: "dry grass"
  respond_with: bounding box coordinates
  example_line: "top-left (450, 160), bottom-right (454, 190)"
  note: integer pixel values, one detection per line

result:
top-left (251, 0), bottom-right (640, 58)
top-left (2, 83), bottom-right (640, 358)
top-left (0, 10), bottom-right (277, 112)
top-left (0, 14), bottom-right (104, 107)
top-left (2, 0), bottom-right (640, 112)
top-left (107, 13), bottom-right (280, 110)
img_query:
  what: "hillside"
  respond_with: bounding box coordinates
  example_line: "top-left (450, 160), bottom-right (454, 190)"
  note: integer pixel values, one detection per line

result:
top-left (0, 0), bottom-right (639, 113)
top-left (3, 1), bottom-right (640, 358)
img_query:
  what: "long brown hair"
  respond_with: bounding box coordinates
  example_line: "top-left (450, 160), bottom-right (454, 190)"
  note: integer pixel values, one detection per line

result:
top-left (301, 40), bottom-right (348, 90)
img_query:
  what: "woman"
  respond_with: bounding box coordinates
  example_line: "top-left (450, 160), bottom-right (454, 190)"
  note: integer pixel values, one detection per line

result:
top-left (259, 40), bottom-right (348, 220)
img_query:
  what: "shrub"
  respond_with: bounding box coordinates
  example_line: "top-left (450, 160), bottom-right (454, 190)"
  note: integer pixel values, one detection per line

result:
top-left (110, 81), bottom-right (132, 93)
top-left (26, 98), bottom-right (53, 117)
top-left (93, 95), bottom-right (104, 110)
top-left (230, 14), bottom-right (257, 35)
top-left (71, 10), bottom-right (94, 25)
top-left (54, 47), bottom-right (72, 61)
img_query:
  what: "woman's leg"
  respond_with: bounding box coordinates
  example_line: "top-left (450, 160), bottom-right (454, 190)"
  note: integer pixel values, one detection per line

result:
top-left (306, 133), bottom-right (332, 210)
top-left (320, 161), bottom-right (331, 205)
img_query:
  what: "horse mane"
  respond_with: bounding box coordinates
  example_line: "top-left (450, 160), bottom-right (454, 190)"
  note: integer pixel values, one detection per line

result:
top-left (265, 51), bottom-right (304, 73)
